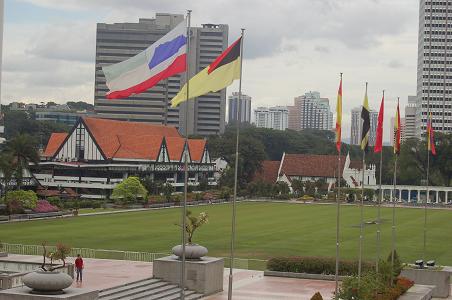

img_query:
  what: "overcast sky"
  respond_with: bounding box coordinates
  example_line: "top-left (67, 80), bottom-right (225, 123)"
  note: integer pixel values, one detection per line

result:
top-left (1, 0), bottom-right (419, 142)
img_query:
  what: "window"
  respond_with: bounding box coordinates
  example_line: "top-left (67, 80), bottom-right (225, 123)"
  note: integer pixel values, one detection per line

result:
top-left (75, 125), bottom-right (85, 160)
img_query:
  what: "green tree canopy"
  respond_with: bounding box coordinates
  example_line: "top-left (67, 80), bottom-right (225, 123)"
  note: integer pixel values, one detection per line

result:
top-left (5, 190), bottom-right (38, 209)
top-left (111, 176), bottom-right (148, 204)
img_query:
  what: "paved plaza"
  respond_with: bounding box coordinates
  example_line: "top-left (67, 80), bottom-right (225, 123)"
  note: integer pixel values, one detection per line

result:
top-left (3, 254), bottom-right (452, 299)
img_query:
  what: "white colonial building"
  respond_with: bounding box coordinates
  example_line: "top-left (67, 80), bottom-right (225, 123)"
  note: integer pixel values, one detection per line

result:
top-left (32, 117), bottom-right (216, 199)
top-left (254, 152), bottom-right (376, 192)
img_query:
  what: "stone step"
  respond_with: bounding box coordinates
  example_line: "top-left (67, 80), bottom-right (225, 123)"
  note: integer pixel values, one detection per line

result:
top-left (156, 290), bottom-right (204, 300)
top-left (122, 284), bottom-right (182, 300)
top-left (99, 281), bottom-right (171, 300)
top-left (99, 278), bottom-right (160, 296)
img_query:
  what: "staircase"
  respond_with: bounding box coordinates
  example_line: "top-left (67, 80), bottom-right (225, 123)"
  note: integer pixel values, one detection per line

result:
top-left (98, 277), bottom-right (204, 300)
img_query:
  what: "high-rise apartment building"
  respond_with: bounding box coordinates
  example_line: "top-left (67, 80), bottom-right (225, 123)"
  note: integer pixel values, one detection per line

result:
top-left (404, 96), bottom-right (417, 141)
top-left (416, 0), bottom-right (452, 137)
top-left (350, 107), bottom-right (378, 146)
top-left (269, 106), bottom-right (289, 131)
top-left (254, 106), bottom-right (288, 130)
top-left (228, 92), bottom-right (251, 123)
top-left (94, 14), bottom-right (228, 135)
top-left (288, 91), bottom-right (333, 131)
top-left (254, 107), bottom-right (269, 128)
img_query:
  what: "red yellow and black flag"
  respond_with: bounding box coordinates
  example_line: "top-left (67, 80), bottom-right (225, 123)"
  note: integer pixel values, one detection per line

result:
top-left (335, 77), bottom-right (342, 153)
top-left (360, 84), bottom-right (370, 152)
top-left (171, 37), bottom-right (242, 107)
top-left (427, 113), bottom-right (436, 156)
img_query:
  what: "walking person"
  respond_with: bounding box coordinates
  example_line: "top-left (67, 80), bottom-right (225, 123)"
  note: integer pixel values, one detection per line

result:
top-left (75, 254), bottom-right (84, 282)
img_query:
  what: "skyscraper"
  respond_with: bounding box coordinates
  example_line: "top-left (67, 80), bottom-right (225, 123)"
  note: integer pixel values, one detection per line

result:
top-left (417, 0), bottom-right (452, 137)
top-left (288, 91), bottom-right (333, 131)
top-left (404, 96), bottom-right (417, 141)
top-left (350, 107), bottom-right (378, 146)
top-left (94, 14), bottom-right (228, 135)
top-left (228, 92), bottom-right (251, 123)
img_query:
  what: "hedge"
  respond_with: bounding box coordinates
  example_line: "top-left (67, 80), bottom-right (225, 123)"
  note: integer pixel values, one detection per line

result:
top-left (267, 256), bottom-right (375, 276)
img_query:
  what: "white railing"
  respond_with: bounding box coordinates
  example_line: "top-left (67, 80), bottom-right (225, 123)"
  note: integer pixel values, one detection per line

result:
top-left (1, 243), bottom-right (268, 270)
top-left (2, 243), bottom-right (168, 263)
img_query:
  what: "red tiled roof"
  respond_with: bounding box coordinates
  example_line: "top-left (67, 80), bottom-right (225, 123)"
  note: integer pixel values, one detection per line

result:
top-left (83, 117), bottom-right (180, 160)
top-left (43, 133), bottom-right (68, 157)
top-left (84, 117), bottom-right (180, 140)
top-left (349, 160), bottom-right (363, 170)
top-left (187, 139), bottom-right (206, 162)
top-left (166, 137), bottom-right (186, 161)
top-left (253, 160), bottom-right (281, 184)
top-left (281, 154), bottom-right (346, 178)
top-left (44, 117), bottom-right (210, 161)
top-left (110, 135), bottom-right (163, 160)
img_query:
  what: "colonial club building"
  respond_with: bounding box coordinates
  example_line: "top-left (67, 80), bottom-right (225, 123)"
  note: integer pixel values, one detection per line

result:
top-left (33, 117), bottom-right (216, 199)
top-left (255, 152), bottom-right (376, 192)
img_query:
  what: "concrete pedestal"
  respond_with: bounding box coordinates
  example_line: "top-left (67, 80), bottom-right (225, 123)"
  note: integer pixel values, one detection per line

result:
top-left (401, 267), bottom-right (451, 298)
top-left (0, 287), bottom-right (99, 300)
top-left (153, 255), bottom-right (223, 295)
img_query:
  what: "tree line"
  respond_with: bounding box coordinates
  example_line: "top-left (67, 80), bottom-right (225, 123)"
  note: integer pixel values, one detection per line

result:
top-left (207, 124), bottom-right (452, 187)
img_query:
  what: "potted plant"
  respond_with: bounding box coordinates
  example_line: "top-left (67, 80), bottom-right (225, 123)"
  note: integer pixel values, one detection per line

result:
top-left (22, 242), bottom-right (73, 295)
top-left (172, 210), bottom-right (209, 260)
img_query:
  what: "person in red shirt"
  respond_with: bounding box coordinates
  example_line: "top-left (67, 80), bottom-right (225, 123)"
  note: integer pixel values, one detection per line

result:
top-left (75, 254), bottom-right (84, 282)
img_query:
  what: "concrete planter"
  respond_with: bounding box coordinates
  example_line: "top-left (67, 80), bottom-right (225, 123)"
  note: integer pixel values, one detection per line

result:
top-left (400, 267), bottom-right (451, 298)
top-left (22, 270), bottom-right (73, 295)
top-left (172, 244), bottom-right (208, 260)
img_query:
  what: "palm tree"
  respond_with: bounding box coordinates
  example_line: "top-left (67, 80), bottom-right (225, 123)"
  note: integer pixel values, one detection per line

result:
top-left (5, 134), bottom-right (40, 190)
top-left (0, 152), bottom-right (15, 197)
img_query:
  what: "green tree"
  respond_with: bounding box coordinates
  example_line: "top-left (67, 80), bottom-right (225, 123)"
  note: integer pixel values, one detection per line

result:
top-left (0, 152), bottom-right (15, 197)
top-left (162, 183), bottom-right (175, 202)
top-left (5, 134), bottom-right (40, 189)
top-left (291, 179), bottom-right (304, 196)
top-left (111, 177), bottom-right (148, 205)
top-left (5, 190), bottom-right (38, 214)
top-left (140, 176), bottom-right (164, 195)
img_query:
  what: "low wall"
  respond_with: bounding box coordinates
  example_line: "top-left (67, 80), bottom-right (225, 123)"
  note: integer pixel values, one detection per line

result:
top-left (398, 284), bottom-right (434, 300)
top-left (264, 270), bottom-right (348, 281)
top-left (400, 268), bottom-right (451, 298)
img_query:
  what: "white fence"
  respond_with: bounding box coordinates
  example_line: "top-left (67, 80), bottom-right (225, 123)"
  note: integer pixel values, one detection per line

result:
top-left (1, 243), bottom-right (268, 270)
top-left (2, 243), bottom-right (168, 263)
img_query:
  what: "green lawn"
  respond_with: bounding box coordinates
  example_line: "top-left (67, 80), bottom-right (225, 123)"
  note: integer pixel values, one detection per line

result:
top-left (1, 202), bottom-right (451, 264)
top-left (77, 208), bottom-right (121, 214)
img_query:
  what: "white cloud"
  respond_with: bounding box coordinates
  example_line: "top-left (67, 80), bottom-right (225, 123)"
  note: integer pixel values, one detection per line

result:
top-left (4, 0), bottom-right (420, 142)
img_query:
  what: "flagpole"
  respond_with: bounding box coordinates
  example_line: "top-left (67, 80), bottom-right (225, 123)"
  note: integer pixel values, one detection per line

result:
top-left (227, 28), bottom-right (245, 300)
top-left (391, 97), bottom-right (400, 286)
top-left (423, 0), bottom-right (433, 263)
top-left (376, 90), bottom-right (385, 274)
top-left (334, 72), bottom-right (342, 299)
top-left (358, 81), bottom-right (368, 283)
top-left (180, 10), bottom-right (191, 300)
top-left (423, 128), bottom-right (431, 261)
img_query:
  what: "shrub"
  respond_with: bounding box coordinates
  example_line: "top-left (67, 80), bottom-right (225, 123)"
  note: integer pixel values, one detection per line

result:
top-left (310, 292), bottom-right (323, 300)
top-left (267, 256), bottom-right (374, 276)
top-left (46, 196), bottom-right (62, 208)
top-left (34, 200), bottom-right (59, 213)
top-left (220, 187), bottom-right (232, 200)
top-left (5, 190), bottom-right (38, 210)
top-left (111, 177), bottom-right (148, 204)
